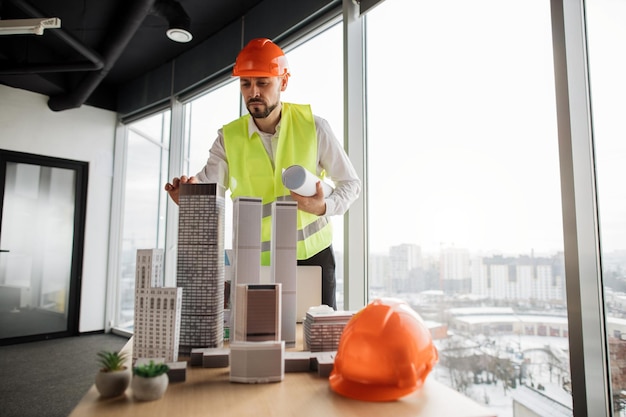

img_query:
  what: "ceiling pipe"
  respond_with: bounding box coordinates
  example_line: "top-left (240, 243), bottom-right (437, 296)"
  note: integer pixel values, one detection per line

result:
top-left (47, 0), bottom-right (157, 111)
top-left (0, 62), bottom-right (103, 74)
top-left (1, 0), bottom-right (104, 75)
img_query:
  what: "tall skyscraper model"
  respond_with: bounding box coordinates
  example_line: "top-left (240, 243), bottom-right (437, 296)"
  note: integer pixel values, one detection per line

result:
top-left (230, 198), bottom-right (298, 347)
top-left (271, 200), bottom-right (298, 347)
top-left (133, 248), bottom-right (182, 362)
top-left (177, 183), bottom-right (226, 355)
top-left (230, 197), bottom-right (263, 342)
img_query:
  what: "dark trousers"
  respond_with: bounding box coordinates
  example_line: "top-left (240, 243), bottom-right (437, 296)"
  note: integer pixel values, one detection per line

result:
top-left (298, 245), bottom-right (336, 310)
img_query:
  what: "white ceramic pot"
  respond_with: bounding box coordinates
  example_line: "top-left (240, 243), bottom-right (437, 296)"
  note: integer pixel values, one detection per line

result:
top-left (95, 367), bottom-right (131, 398)
top-left (131, 373), bottom-right (169, 401)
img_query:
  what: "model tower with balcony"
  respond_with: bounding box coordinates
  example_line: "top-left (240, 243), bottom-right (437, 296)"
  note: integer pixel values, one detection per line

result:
top-left (133, 248), bottom-right (182, 362)
top-left (176, 183), bottom-right (226, 356)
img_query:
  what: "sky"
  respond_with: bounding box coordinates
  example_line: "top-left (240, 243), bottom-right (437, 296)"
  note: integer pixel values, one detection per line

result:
top-left (364, 0), bottom-right (622, 256)
top-left (336, 0), bottom-right (564, 255)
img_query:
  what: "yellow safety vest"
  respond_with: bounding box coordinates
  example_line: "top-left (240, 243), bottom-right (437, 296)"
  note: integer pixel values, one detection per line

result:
top-left (223, 102), bottom-right (333, 265)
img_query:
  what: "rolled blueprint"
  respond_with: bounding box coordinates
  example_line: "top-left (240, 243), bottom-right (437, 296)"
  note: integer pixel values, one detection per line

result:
top-left (282, 165), bottom-right (334, 197)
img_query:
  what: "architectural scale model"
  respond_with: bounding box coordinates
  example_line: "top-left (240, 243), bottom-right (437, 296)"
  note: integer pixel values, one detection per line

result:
top-left (303, 308), bottom-right (354, 352)
top-left (176, 183), bottom-right (226, 355)
top-left (270, 200), bottom-right (298, 347)
top-left (133, 248), bottom-right (182, 363)
top-left (229, 197), bottom-right (298, 347)
top-left (230, 197), bottom-right (263, 342)
top-left (235, 283), bottom-right (281, 342)
top-left (231, 197), bottom-right (262, 286)
top-left (229, 340), bottom-right (285, 383)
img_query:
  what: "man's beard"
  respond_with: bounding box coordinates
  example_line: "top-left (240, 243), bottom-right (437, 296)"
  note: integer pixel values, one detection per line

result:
top-left (247, 99), bottom-right (278, 119)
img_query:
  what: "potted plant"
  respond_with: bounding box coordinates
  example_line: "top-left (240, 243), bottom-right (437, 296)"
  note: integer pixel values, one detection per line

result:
top-left (131, 360), bottom-right (170, 401)
top-left (95, 350), bottom-right (131, 398)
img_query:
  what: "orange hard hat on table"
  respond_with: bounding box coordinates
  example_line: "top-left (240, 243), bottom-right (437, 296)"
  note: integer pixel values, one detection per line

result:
top-left (329, 298), bottom-right (439, 402)
top-left (232, 38), bottom-right (290, 78)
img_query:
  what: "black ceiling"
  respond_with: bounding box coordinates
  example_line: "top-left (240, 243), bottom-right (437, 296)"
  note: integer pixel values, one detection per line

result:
top-left (0, 0), bottom-right (266, 112)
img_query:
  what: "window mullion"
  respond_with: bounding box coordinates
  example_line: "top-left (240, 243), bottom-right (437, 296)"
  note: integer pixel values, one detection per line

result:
top-left (550, 0), bottom-right (611, 416)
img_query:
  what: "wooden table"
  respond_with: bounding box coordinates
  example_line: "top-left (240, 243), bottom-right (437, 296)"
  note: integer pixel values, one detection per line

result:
top-left (69, 332), bottom-right (497, 417)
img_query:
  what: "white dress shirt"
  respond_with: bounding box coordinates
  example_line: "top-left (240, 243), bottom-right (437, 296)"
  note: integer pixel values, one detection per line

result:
top-left (194, 109), bottom-right (361, 217)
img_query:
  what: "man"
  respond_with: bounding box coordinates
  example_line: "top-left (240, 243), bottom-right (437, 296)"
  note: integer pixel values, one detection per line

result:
top-left (165, 38), bottom-right (361, 310)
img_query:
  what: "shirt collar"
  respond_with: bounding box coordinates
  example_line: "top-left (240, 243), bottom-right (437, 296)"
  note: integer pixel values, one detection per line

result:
top-left (246, 109), bottom-right (282, 138)
top-left (247, 116), bottom-right (260, 139)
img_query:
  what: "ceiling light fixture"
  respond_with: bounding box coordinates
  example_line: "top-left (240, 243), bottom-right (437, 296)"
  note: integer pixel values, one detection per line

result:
top-left (166, 27), bottom-right (192, 43)
top-left (151, 0), bottom-right (193, 43)
top-left (0, 17), bottom-right (61, 35)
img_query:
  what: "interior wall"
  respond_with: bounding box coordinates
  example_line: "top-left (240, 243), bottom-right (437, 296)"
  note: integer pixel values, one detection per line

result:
top-left (0, 84), bottom-right (117, 333)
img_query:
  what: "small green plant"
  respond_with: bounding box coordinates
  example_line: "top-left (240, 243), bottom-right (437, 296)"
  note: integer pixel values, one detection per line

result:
top-left (97, 350), bottom-right (128, 372)
top-left (133, 361), bottom-right (170, 378)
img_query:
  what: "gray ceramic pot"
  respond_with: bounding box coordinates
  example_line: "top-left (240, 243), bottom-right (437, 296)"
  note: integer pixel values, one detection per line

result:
top-left (95, 367), bottom-right (131, 398)
top-left (131, 373), bottom-right (169, 401)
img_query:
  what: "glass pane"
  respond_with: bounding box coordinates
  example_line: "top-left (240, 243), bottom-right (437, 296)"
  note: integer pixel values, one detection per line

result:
top-left (0, 163), bottom-right (75, 338)
top-left (185, 81), bottom-right (240, 177)
top-left (183, 26), bottom-right (347, 309)
top-left (586, 0), bottom-right (626, 413)
top-left (183, 80), bottom-right (240, 249)
top-left (366, 0), bottom-right (566, 415)
top-left (284, 24), bottom-right (346, 309)
top-left (118, 111), bottom-right (170, 328)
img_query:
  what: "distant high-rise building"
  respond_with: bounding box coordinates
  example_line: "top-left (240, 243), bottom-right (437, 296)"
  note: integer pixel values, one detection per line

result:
top-left (440, 247), bottom-right (471, 294)
top-left (177, 183), bottom-right (225, 355)
top-left (475, 253), bottom-right (565, 304)
top-left (133, 248), bottom-right (182, 362)
top-left (389, 243), bottom-right (423, 293)
top-left (368, 253), bottom-right (390, 292)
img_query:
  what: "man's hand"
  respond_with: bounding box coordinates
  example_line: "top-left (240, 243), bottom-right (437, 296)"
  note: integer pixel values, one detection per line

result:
top-left (164, 175), bottom-right (198, 205)
top-left (290, 181), bottom-right (327, 216)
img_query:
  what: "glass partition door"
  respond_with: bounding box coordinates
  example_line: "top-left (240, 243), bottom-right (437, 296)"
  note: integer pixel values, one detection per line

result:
top-left (0, 150), bottom-right (87, 344)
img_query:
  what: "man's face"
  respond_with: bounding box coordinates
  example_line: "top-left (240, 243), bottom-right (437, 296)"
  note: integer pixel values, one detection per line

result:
top-left (240, 76), bottom-right (287, 119)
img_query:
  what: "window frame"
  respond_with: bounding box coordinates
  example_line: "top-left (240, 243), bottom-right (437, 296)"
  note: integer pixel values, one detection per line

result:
top-left (551, 0), bottom-right (611, 415)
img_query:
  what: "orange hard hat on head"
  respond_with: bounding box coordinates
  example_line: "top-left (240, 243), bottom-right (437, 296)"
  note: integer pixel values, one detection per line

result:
top-left (232, 38), bottom-right (290, 78)
top-left (329, 298), bottom-right (439, 402)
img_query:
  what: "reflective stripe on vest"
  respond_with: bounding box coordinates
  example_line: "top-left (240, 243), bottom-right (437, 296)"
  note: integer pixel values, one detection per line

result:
top-left (223, 103), bottom-right (333, 265)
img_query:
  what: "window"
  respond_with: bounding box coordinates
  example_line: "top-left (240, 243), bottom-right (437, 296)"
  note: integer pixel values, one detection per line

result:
top-left (366, 0), bottom-right (565, 414)
top-left (116, 111), bottom-right (171, 329)
top-left (103, 2), bottom-right (617, 413)
top-left (182, 25), bottom-right (345, 306)
top-left (283, 23), bottom-right (345, 308)
top-left (182, 80), bottom-right (240, 249)
top-left (586, 0), bottom-right (626, 414)
top-left (183, 81), bottom-right (241, 182)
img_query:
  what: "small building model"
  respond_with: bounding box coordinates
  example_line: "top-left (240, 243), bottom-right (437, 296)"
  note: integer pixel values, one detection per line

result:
top-left (235, 283), bottom-right (281, 342)
top-left (230, 340), bottom-right (285, 383)
top-left (133, 248), bottom-right (182, 363)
